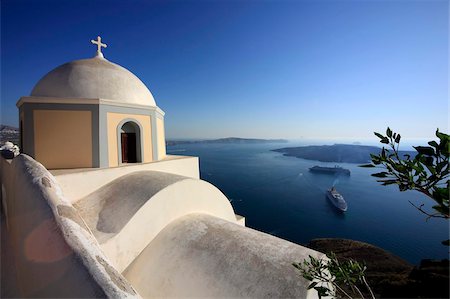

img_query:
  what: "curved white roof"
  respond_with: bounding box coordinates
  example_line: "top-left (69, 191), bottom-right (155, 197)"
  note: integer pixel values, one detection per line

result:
top-left (124, 214), bottom-right (325, 298)
top-left (30, 56), bottom-right (156, 107)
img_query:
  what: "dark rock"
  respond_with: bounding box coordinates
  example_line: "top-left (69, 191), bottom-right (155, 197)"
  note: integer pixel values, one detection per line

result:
top-left (308, 238), bottom-right (449, 298)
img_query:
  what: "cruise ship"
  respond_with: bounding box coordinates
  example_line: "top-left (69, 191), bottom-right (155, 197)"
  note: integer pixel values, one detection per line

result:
top-left (309, 165), bottom-right (350, 176)
top-left (326, 187), bottom-right (348, 212)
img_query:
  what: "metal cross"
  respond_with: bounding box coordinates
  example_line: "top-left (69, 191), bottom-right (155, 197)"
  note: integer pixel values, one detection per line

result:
top-left (91, 36), bottom-right (107, 56)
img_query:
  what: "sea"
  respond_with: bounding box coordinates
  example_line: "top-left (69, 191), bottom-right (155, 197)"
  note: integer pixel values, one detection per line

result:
top-left (167, 140), bottom-right (449, 265)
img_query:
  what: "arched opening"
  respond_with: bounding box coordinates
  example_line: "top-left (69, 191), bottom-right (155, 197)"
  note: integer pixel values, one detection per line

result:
top-left (120, 121), bottom-right (142, 163)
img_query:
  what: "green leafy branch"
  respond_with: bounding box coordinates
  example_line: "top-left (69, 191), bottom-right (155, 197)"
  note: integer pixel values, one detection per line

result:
top-left (293, 252), bottom-right (375, 299)
top-left (360, 128), bottom-right (449, 222)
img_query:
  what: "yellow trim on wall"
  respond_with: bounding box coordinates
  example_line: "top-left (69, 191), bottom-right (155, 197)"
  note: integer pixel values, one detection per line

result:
top-left (34, 110), bottom-right (92, 169)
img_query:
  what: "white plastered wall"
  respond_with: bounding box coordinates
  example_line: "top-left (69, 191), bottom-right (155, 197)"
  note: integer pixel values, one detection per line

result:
top-left (156, 117), bottom-right (166, 159)
top-left (99, 177), bottom-right (239, 272)
top-left (124, 214), bottom-right (324, 299)
top-left (0, 155), bottom-right (139, 298)
top-left (51, 155), bottom-right (200, 203)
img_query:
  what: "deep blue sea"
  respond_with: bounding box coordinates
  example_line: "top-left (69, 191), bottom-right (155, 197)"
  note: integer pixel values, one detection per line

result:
top-left (167, 141), bottom-right (449, 265)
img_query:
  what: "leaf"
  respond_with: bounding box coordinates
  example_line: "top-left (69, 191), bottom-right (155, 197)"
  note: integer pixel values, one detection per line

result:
top-left (436, 129), bottom-right (450, 157)
top-left (370, 154), bottom-right (382, 164)
top-left (402, 154), bottom-right (411, 160)
top-left (399, 184), bottom-right (409, 191)
top-left (433, 187), bottom-right (449, 202)
top-left (432, 205), bottom-right (449, 217)
top-left (411, 164), bottom-right (423, 172)
top-left (386, 127), bottom-right (393, 138)
top-left (359, 164), bottom-right (375, 168)
top-left (381, 137), bottom-right (389, 144)
top-left (374, 132), bottom-right (385, 140)
top-left (392, 162), bottom-right (406, 173)
top-left (372, 172), bottom-right (389, 178)
top-left (395, 134), bottom-right (401, 143)
top-left (419, 156), bottom-right (434, 167)
top-left (307, 282), bottom-right (318, 289)
top-left (441, 140), bottom-right (450, 158)
top-left (381, 180), bottom-right (398, 186)
top-left (414, 146), bottom-right (435, 156)
top-left (436, 129), bottom-right (449, 141)
top-left (428, 140), bottom-right (439, 149)
top-left (315, 286), bottom-right (330, 297)
top-left (436, 161), bottom-right (447, 173)
top-left (303, 273), bottom-right (313, 281)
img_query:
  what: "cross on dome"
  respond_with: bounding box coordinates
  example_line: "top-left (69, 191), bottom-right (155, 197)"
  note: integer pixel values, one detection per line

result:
top-left (91, 36), bottom-right (107, 58)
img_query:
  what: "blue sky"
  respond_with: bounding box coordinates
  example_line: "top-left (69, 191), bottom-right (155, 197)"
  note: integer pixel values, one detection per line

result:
top-left (1, 0), bottom-right (448, 140)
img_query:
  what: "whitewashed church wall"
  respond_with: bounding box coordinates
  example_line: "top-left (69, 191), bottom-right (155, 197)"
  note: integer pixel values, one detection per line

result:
top-left (124, 213), bottom-right (323, 299)
top-left (156, 117), bottom-right (166, 160)
top-left (98, 177), bottom-right (239, 272)
top-left (0, 155), bottom-right (140, 298)
top-left (51, 155), bottom-right (200, 203)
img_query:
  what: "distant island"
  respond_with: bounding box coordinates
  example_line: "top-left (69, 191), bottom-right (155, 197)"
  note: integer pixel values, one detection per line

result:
top-left (167, 137), bottom-right (288, 146)
top-left (273, 144), bottom-right (415, 164)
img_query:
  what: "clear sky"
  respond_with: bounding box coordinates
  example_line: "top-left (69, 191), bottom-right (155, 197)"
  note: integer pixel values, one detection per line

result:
top-left (1, 0), bottom-right (448, 140)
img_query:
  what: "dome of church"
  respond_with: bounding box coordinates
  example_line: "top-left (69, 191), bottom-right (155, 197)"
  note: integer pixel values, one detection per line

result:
top-left (30, 56), bottom-right (156, 107)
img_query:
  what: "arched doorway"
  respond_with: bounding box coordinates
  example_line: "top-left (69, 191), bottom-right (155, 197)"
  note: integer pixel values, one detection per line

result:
top-left (120, 121), bottom-right (141, 163)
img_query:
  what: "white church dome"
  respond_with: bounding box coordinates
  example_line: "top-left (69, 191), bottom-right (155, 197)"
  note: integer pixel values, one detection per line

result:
top-left (30, 56), bottom-right (156, 107)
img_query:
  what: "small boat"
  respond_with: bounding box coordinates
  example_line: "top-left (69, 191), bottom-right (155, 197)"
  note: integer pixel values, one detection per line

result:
top-left (309, 165), bottom-right (350, 176)
top-left (326, 187), bottom-right (348, 212)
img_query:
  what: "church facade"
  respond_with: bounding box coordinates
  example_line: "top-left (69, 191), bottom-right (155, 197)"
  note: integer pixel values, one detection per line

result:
top-left (18, 37), bottom-right (165, 169)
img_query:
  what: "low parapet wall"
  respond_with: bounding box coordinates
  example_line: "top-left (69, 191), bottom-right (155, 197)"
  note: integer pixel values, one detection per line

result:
top-left (51, 155), bottom-right (200, 203)
top-left (0, 154), bottom-right (139, 298)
